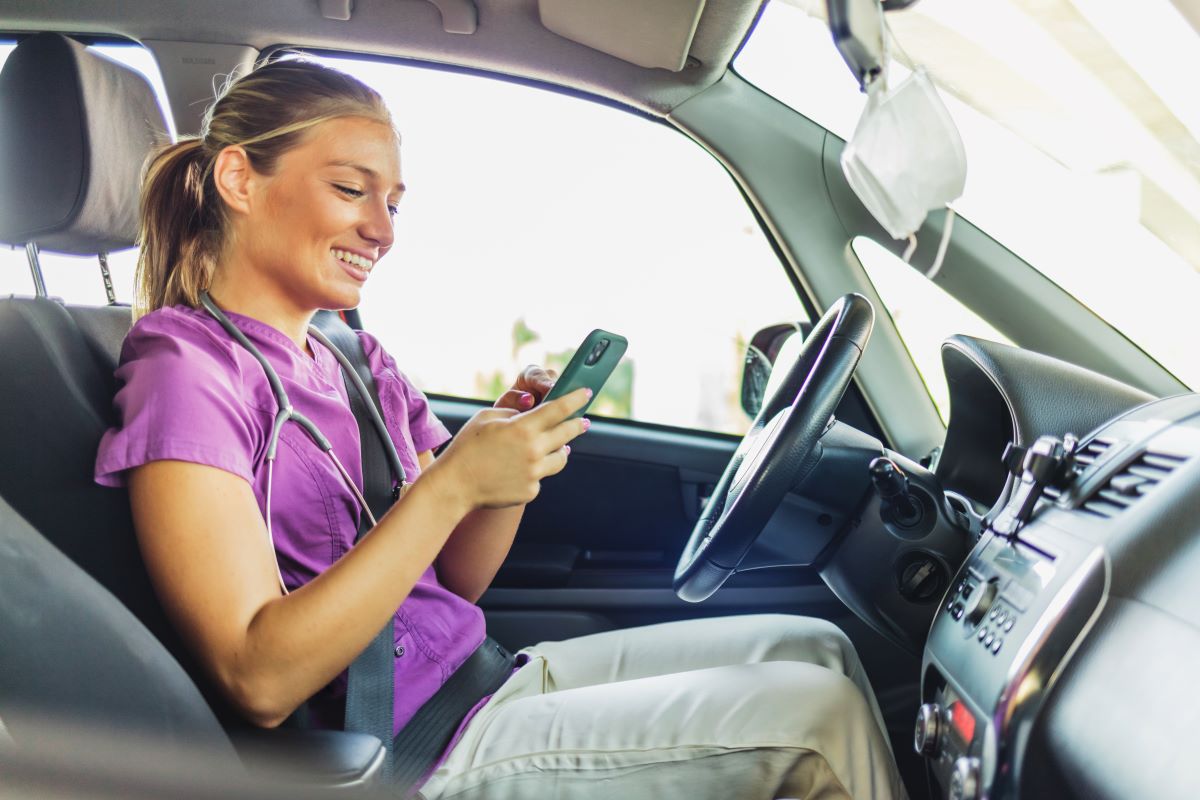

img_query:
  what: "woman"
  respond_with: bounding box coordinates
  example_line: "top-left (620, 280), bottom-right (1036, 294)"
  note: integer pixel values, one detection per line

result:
top-left (95, 58), bottom-right (906, 800)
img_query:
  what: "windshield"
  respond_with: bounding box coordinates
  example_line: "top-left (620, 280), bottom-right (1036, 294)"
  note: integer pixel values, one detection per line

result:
top-left (736, 0), bottom-right (1200, 389)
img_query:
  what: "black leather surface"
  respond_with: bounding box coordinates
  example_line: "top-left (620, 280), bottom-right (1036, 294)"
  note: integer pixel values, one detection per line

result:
top-left (1039, 598), bottom-right (1200, 800)
top-left (0, 494), bottom-right (236, 756)
top-left (0, 295), bottom-right (241, 724)
top-left (235, 729), bottom-right (385, 784)
top-left (0, 299), bottom-right (173, 641)
top-left (67, 303), bottom-right (133, 370)
top-left (0, 33), bottom-right (169, 254)
top-left (937, 335), bottom-right (1156, 505)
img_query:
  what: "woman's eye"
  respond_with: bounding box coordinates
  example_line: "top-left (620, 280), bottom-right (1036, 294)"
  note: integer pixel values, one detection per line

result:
top-left (335, 184), bottom-right (365, 198)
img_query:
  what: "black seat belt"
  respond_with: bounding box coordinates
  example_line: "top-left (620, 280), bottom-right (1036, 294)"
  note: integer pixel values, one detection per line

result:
top-left (310, 312), bottom-right (517, 792)
top-left (311, 312), bottom-right (402, 782)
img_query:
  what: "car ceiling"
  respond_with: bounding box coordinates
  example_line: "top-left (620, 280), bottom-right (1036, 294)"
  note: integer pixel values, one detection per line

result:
top-left (0, 0), bottom-right (767, 117)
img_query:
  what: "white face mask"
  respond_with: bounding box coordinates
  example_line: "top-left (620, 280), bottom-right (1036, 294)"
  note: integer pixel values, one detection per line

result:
top-left (841, 66), bottom-right (967, 273)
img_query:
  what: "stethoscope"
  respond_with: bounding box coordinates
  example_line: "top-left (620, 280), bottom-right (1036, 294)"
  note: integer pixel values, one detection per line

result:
top-left (199, 290), bottom-right (408, 593)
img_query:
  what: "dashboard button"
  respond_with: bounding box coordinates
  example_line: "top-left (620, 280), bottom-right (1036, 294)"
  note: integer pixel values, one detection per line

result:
top-left (950, 757), bottom-right (981, 800)
top-left (1003, 618), bottom-right (1015, 632)
top-left (988, 608), bottom-right (998, 621)
top-left (951, 603), bottom-right (965, 621)
top-left (983, 633), bottom-right (995, 647)
top-left (991, 638), bottom-right (1003, 654)
top-left (977, 627), bottom-right (988, 641)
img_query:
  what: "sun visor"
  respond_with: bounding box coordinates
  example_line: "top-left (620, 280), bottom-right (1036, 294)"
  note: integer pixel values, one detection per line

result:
top-left (0, 34), bottom-right (170, 255)
top-left (538, 0), bottom-right (708, 72)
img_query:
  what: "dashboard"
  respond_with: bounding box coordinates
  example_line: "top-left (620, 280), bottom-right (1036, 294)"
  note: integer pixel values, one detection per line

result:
top-left (917, 338), bottom-right (1200, 800)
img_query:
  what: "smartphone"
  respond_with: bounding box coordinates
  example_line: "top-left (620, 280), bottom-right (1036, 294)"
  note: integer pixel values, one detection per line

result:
top-left (542, 329), bottom-right (628, 419)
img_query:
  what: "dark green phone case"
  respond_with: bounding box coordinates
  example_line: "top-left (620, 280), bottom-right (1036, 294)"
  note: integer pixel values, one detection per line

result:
top-left (543, 329), bottom-right (628, 419)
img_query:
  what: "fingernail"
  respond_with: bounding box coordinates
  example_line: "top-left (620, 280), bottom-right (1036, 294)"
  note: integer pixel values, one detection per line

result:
top-left (582, 418), bottom-right (591, 431)
top-left (519, 392), bottom-right (534, 407)
top-left (564, 445), bottom-right (571, 455)
top-left (584, 388), bottom-right (594, 399)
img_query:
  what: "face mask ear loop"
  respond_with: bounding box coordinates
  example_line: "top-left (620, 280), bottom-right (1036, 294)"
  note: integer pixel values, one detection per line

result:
top-left (902, 234), bottom-right (919, 263)
top-left (925, 207), bottom-right (956, 281)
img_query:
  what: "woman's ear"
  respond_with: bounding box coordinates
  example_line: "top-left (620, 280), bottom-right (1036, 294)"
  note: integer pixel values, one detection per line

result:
top-left (212, 145), bottom-right (256, 216)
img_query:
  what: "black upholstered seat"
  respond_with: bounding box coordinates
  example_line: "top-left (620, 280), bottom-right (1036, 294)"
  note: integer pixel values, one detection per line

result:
top-left (0, 29), bottom-right (236, 741)
top-left (0, 34), bottom-right (386, 785)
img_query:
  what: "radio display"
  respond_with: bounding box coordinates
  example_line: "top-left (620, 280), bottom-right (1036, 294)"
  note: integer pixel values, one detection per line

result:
top-left (950, 699), bottom-right (977, 743)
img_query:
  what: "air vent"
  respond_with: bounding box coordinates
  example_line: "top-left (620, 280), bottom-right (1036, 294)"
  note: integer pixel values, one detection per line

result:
top-left (1081, 450), bottom-right (1188, 518)
top-left (1043, 437), bottom-right (1114, 503)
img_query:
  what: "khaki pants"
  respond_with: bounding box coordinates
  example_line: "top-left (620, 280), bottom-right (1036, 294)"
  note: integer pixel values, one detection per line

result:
top-left (418, 614), bottom-right (907, 800)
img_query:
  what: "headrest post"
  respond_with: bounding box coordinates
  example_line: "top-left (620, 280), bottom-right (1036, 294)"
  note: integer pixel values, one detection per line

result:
top-left (98, 252), bottom-right (117, 305)
top-left (25, 243), bottom-right (47, 298)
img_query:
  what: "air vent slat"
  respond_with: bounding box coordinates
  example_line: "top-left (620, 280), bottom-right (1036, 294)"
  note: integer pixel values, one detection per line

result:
top-left (1126, 464), bottom-right (1169, 482)
top-left (1082, 500), bottom-right (1122, 518)
top-left (1096, 488), bottom-right (1136, 507)
top-left (1143, 453), bottom-right (1187, 470)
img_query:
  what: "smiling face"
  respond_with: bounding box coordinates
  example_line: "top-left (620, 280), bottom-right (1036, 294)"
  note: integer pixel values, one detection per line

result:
top-left (232, 115), bottom-right (404, 314)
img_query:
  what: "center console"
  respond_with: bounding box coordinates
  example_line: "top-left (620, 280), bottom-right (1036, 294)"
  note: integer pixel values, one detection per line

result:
top-left (919, 527), bottom-right (1104, 799)
top-left (916, 394), bottom-right (1200, 799)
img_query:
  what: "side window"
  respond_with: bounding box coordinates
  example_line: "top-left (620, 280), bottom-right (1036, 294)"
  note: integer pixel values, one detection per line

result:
top-left (313, 55), bottom-right (809, 436)
top-left (853, 236), bottom-right (1011, 422)
top-left (0, 41), bottom-right (171, 305)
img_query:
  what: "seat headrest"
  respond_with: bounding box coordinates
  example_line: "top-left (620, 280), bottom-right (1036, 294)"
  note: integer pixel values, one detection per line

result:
top-left (0, 33), bottom-right (170, 255)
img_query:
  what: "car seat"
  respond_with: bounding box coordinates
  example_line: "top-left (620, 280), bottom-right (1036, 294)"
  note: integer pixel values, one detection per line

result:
top-left (0, 33), bottom-right (384, 785)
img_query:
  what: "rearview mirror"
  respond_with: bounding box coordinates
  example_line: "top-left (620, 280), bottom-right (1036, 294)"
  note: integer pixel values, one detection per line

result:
top-left (826, 0), bottom-right (885, 91)
top-left (740, 322), bottom-right (812, 418)
top-left (826, 0), bottom-right (921, 91)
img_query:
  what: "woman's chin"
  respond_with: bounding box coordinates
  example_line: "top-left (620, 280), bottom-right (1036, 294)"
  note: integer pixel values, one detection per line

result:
top-left (317, 284), bottom-right (364, 313)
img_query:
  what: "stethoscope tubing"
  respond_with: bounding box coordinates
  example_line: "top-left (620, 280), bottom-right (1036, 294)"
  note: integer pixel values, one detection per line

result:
top-left (198, 291), bottom-right (408, 593)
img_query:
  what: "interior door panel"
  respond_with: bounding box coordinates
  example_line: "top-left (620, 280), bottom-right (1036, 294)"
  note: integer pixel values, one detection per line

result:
top-left (426, 386), bottom-right (919, 751)
top-left (428, 383), bottom-right (887, 643)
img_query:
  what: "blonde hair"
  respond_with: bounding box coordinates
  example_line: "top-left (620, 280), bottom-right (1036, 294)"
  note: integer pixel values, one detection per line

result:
top-left (133, 58), bottom-right (393, 318)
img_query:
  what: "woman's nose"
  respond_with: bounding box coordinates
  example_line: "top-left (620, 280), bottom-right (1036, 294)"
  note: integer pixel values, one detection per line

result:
top-left (359, 199), bottom-right (395, 250)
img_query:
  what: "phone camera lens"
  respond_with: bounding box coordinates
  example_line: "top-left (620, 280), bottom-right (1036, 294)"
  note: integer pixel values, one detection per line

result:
top-left (585, 339), bottom-right (610, 366)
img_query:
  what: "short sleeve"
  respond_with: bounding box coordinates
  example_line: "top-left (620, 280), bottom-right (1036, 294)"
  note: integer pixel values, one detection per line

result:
top-left (95, 311), bottom-right (263, 487)
top-left (357, 332), bottom-right (452, 456)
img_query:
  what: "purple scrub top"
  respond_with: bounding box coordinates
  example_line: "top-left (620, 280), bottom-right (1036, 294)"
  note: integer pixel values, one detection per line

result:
top-left (95, 304), bottom-right (491, 747)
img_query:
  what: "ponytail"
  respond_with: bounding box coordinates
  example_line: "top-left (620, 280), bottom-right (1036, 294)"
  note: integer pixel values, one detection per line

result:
top-left (133, 138), bottom-right (219, 319)
top-left (133, 58), bottom-right (393, 320)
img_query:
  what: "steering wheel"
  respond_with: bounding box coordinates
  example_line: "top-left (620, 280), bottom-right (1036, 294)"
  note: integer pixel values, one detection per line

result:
top-left (673, 294), bottom-right (875, 602)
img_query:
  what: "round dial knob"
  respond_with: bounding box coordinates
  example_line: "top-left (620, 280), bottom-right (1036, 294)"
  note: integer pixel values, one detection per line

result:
top-left (963, 580), bottom-right (998, 626)
top-left (913, 703), bottom-right (943, 757)
top-left (949, 756), bottom-right (981, 800)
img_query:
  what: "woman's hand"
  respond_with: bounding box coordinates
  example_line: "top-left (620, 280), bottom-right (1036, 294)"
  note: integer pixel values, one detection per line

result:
top-left (434, 387), bottom-right (591, 510)
top-left (494, 365), bottom-right (558, 411)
